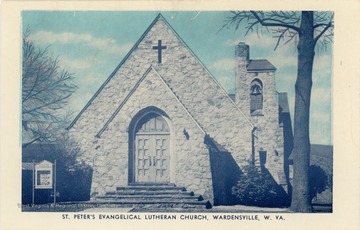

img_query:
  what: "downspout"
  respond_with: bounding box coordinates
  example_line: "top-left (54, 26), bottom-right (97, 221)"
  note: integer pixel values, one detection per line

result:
top-left (251, 127), bottom-right (258, 166)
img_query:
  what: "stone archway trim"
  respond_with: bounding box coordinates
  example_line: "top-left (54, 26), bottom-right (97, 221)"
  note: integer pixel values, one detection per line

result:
top-left (96, 65), bottom-right (206, 138)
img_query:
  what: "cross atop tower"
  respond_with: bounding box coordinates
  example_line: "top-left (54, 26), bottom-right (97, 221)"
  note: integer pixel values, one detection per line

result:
top-left (153, 40), bottom-right (167, 63)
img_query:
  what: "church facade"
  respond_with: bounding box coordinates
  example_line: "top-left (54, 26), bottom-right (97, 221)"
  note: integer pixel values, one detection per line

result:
top-left (67, 14), bottom-right (292, 205)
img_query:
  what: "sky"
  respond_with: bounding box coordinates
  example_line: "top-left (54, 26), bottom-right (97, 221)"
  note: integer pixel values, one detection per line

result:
top-left (22, 11), bottom-right (333, 145)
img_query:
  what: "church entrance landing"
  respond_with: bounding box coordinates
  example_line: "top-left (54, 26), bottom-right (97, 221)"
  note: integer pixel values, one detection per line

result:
top-left (91, 183), bottom-right (212, 210)
top-left (134, 113), bottom-right (170, 183)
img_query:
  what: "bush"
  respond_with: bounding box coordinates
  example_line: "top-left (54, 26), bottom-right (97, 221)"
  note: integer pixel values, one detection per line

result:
top-left (309, 165), bottom-right (329, 200)
top-left (21, 141), bottom-right (93, 204)
top-left (232, 164), bottom-right (289, 207)
top-left (58, 163), bottom-right (93, 202)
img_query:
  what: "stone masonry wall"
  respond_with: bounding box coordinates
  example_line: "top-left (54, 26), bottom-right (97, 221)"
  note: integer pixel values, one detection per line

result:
top-left (235, 58), bottom-right (287, 186)
top-left (70, 68), bottom-right (214, 201)
top-left (250, 72), bottom-right (286, 187)
top-left (150, 20), bottom-right (254, 167)
top-left (235, 43), bottom-right (286, 187)
top-left (69, 17), bottom-right (254, 177)
top-left (68, 17), bottom-right (261, 202)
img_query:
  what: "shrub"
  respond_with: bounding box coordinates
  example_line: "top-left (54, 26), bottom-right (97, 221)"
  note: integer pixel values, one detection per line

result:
top-left (232, 164), bottom-right (289, 207)
top-left (309, 165), bottom-right (329, 200)
top-left (58, 163), bottom-right (93, 202)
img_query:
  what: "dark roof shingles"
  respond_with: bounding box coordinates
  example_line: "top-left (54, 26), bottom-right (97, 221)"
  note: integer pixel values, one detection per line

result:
top-left (247, 59), bottom-right (276, 71)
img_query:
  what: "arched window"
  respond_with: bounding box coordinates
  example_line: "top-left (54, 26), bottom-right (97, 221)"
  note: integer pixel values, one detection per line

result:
top-left (250, 79), bottom-right (263, 115)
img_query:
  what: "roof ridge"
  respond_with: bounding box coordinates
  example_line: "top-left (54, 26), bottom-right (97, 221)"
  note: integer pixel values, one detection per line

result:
top-left (67, 14), bottom-right (166, 130)
top-left (96, 66), bottom-right (153, 137)
top-left (157, 15), bottom-right (254, 128)
top-left (151, 67), bottom-right (207, 135)
top-left (67, 14), bottom-right (254, 130)
top-left (247, 59), bottom-right (277, 71)
top-left (96, 66), bottom-right (206, 137)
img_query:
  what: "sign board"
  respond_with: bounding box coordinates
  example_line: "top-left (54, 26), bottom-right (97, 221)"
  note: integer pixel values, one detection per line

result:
top-left (35, 160), bottom-right (53, 189)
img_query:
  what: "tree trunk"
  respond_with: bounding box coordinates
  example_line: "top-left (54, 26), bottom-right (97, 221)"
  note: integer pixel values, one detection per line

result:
top-left (290, 11), bottom-right (315, 213)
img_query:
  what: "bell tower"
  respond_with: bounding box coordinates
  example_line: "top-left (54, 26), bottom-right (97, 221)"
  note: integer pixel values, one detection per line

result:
top-left (234, 42), bottom-right (288, 191)
top-left (235, 42), bottom-right (278, 117)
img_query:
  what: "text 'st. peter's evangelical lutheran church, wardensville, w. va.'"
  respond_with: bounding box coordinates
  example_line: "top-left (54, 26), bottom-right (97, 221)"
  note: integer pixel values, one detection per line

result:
top-left (66, 14), bottom-right (293, 207)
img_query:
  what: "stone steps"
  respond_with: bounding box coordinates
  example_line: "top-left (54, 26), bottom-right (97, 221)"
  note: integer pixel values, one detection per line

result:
top-left (91, 184), bottom-right (212, 209)
top-left (115, 186), bottom-right (187, 191)
top-left (96, 194), bottom-right (203, 201)
top-left (107, 190), bottom-right (194, 196)
top-left (76, 200), bottom-right (210, 209)
top-left (92, 199), bottom-right (207, 205)
top-left (128, 182), bottom-right (176, 186)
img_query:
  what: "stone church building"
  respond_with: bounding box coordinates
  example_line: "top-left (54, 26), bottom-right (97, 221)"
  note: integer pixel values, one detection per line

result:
top-left (67, 14), bottom-right (293, 206)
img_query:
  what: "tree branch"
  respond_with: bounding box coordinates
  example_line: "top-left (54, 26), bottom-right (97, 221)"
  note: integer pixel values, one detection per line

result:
top-left (22, 32), bottom-right (76, 144)
top-left (313, 23), bottom-right (330, 29)
top-left (314, 22), bottom-right (333, 44)
top-left (23, 93), bottom-right (73, 115)
top-left (250, 11), bottom-right (300, 33)
top-left (22, 137), bottom-right (41, 148)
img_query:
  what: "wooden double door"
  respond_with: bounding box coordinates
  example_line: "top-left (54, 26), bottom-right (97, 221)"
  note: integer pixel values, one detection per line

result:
top-left (134, 113), bottom-right (170, 183)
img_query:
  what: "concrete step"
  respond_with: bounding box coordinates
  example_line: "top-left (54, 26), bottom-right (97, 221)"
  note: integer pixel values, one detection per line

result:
top-left (92, 184), bottom-right (212, 209)
top-left (93, 198), bottom-right (205, 204)
top-left (87, 199), bottom-right (211, 209)
top-left (107, 190), bottom-right (194, 196)
top-left (116, 186), bottom-right (186, 191)
top-left (96, 194), bottom-right (204, 201)
top-left (128, 183), bottom-right (176, 187)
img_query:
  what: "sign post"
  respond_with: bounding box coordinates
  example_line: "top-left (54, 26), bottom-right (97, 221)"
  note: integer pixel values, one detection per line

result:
top-left (53, 160), bottom-right (56, 205)
top-left (32, 161), bottom-right (35, 206)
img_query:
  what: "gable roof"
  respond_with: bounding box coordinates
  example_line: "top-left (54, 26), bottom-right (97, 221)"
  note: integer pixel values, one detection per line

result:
top-left (96, 66), bottom-right (206, 137)
top-left (247, 59), bottom-right (276, 72)
top-left (67, 14), bottom-right (165, 130)
top-left (67, 13), bottom-right (254, 131)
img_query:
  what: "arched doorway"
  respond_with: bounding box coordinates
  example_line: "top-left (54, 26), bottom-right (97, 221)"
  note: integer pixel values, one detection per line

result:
top-left (133, 112), bottom-right (170, 183)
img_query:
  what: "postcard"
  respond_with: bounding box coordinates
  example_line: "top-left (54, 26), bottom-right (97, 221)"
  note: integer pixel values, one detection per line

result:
top-left (1, 1), bottom-right (359, 230)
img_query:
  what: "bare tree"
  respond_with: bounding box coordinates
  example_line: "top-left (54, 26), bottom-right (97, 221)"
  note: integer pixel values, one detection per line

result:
top-left (224, 11), bottom-right (333, 212)
top-left (22, 33), bottom-right (77, 148)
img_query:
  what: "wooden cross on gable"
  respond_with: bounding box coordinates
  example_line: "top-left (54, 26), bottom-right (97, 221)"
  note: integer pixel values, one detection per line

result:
top-left (153, 40), bottom-right (167, 63)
